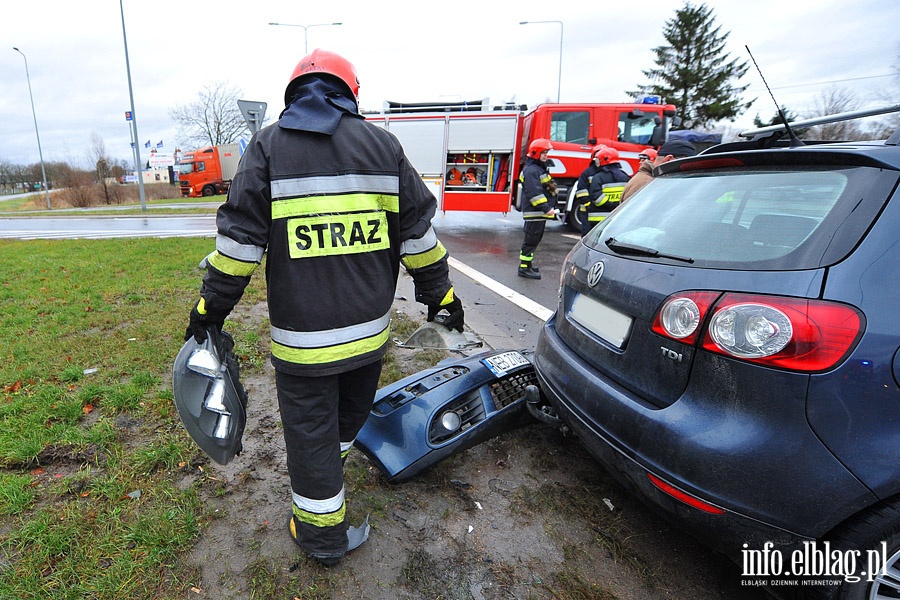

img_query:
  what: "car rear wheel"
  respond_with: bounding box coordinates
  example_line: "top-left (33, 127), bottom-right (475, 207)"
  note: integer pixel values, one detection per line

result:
top-left (811, 500), bottom-right (900, 599)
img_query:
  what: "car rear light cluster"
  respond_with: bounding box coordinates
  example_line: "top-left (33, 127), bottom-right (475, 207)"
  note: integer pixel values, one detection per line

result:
top-left (651, 291), bottom-right (863, 372)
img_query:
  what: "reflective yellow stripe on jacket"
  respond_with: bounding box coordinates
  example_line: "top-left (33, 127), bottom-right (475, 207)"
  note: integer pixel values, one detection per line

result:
top-left (270, 311), bottom-right (392, 365)
top-left (400, 226), bottom-right (447, 271)
top-left (587, 182), bottom-right (626, 222)
top-left (207, 233), bottom-right (265, 277)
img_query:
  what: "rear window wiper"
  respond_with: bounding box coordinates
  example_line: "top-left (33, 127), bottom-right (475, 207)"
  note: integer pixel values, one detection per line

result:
top-left (604, 237), bottom-right (694, 263)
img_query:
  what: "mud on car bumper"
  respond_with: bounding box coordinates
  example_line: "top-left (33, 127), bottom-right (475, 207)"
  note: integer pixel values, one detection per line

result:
top-left (532, 319), bottom-right (812, 564)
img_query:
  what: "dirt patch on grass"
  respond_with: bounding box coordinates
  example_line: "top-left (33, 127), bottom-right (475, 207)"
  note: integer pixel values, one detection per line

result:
top-left (179, 283), bottom-right (769, 600)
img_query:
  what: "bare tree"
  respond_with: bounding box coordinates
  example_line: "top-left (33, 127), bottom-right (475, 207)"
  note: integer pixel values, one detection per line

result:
top-left (169, 81), bottom-right (250, 148)
top-left (90, 133), bottom-right (123, 205)
top-left (803, 87), bottom-right (867, 141)
top-left (867, 43), bottom-right (900, 139)
top-left (55, 161), bottom-right (95, 208)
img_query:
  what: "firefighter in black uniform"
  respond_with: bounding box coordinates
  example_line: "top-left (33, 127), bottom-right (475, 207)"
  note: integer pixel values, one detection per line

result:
top-left (582, 145), bottom-right (629, 237)
top-left (184, 49), bottom-right (464, 567)
top-left (572, 145), bottom-right (604, 233)
top-left (517, 138), bottom-right (559, 279)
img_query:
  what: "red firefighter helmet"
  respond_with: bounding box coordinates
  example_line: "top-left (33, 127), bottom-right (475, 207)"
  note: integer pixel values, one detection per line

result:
top-left (285, 49), bottom-right (360, 105)
top-left (527, 138), bottom-right (553, 159)
top-left (638, 148), bottom-right (658, 162)
top-left (594, 145), bottom-right (620, 165)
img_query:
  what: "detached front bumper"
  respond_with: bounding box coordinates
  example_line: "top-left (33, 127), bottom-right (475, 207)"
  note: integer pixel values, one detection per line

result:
top-left (355, 350), bottom-right (538, 483)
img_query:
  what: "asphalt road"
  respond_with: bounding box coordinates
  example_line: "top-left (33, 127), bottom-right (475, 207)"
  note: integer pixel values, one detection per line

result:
top-left (0, 209), bottom-right (573, 352)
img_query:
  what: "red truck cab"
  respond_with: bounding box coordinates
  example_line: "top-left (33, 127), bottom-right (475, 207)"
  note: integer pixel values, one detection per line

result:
top-left (178, 143), bottom-right (241, 198)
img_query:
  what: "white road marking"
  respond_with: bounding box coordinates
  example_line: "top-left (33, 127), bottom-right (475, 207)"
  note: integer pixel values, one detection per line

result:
top-left (448, 256), bottom-right (554, 322)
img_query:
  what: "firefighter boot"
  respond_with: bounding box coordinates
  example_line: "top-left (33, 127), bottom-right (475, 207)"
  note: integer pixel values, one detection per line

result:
top-left (288, 515), bottom-right (343, 567)
top-left (518, 265), bottom-right (541, 279)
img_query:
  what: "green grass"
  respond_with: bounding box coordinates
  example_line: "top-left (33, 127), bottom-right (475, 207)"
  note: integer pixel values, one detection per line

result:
top-left (0, 190), bottom-right (223, 216)
top-left (0, 236), bottom-right (440, 599)
top-left (0, 237), bottom-right (247, 599)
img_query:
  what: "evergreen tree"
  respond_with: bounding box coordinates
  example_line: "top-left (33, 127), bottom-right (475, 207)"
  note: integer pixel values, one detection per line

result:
top-left (631, 2), bottom-right (753, 129)
top-left (752, 106), bottom-right (799, 129)
top-left (751, 106), bottom-right (809, 139)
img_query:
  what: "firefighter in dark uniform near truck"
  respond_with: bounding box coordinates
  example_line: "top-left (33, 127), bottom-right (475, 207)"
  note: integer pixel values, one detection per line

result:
top-left (517, 138), bottom-right (559, 279)
top-left (184, 50), bottom-right (464, 567)
top-left (582, 145), bottom-right (629, 237)
top-left (572, 145), bottom-right (604, 234)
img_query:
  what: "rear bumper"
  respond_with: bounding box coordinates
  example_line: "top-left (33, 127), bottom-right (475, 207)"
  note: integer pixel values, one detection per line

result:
top-left (532, 316), bottom-right (866, 564)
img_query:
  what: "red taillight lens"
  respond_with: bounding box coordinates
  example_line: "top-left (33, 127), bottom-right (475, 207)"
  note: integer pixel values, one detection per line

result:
top-left (701, 293), bottom-right (863, 372)
top-left (652, 291), bottom-right (721, 345)
top-left (652, 291), bottom-right (864, 373)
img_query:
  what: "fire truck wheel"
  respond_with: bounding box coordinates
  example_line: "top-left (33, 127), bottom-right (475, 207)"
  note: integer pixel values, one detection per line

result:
top-left (565, 207), bottom-right (584, 232)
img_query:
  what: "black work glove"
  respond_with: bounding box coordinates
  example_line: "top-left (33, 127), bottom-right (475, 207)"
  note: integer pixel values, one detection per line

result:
top-left (427, 292), bottom-right (465, 333)
top-left (185, 298), bottom-right (225, 343)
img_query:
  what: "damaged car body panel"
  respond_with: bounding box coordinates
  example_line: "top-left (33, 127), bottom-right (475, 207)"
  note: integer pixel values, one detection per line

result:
top-left (355, 350), bottom-right (539, 483)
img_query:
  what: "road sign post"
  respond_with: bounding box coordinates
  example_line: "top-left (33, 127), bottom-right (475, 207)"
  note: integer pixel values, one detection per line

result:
top-left (237, 100), bottom-right (267, 135)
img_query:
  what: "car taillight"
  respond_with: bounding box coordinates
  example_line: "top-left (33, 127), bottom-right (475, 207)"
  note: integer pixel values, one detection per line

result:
top-left (651, 291), bottom-right (720, 345)
top-left (701, 294), bottom-right (863, 372)
top-left (652, 292), bottom-right (863, 373)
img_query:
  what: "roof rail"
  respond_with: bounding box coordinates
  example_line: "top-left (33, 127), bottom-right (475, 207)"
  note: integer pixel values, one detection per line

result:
top-left (739, 103), bottom-right (900, 139)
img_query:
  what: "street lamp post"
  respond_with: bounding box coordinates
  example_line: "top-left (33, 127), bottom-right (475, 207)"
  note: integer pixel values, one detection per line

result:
top-left (519, 20), bottom-right (564, 103)
top-left (268, 22), bottom-right (343, 54)
top-left (12, 47), bottom-right (51, 210)
top-left (119, 0), bottom-right (147, 212)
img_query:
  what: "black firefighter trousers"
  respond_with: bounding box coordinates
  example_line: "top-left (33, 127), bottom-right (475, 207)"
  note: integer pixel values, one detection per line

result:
top-left (276, 359), bottom-right (382, 559)
top-left (519, 219), bottom-right (547, 269)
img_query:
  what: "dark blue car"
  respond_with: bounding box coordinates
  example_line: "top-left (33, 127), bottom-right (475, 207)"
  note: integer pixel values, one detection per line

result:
top-left (534, 125), bottom-right (900, 597)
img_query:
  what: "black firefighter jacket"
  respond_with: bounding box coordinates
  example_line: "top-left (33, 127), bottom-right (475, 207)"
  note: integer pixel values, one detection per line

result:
top-left (519, 157), bottom-right (557, 220)
top-left (199, 112), bottom-right (453, 377)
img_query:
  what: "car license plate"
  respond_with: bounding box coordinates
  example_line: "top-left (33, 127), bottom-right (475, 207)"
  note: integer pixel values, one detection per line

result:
top-left (482, 351), bottom-right (530, 377)
top-left (568, 293), bottom-right (633, 349)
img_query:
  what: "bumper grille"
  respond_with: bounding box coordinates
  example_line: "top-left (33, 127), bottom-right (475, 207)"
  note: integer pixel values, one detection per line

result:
top-left (490, 367), bottom-right (537, 409)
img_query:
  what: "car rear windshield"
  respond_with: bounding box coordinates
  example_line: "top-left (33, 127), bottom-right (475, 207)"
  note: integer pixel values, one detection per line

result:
top-left (585, 166), bottom-right (897, 270)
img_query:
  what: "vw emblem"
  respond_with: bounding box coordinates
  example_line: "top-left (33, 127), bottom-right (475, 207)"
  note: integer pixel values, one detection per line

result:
top-left (587, 262), bottom-right (605, 287)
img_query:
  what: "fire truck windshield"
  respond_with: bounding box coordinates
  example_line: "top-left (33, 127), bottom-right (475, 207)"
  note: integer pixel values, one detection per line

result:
top-left (618, 112), bottom-right (662, 145)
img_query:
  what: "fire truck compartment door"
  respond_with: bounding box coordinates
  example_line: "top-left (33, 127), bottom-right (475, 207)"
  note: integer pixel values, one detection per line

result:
top-left (381, 119), bottom-right (445, 177)
top-left (448, 116), bottom-right (518, 153)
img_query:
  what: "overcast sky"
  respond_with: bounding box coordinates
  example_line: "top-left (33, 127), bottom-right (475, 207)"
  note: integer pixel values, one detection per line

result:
top-left (2, 0), bottom-right (898, 167)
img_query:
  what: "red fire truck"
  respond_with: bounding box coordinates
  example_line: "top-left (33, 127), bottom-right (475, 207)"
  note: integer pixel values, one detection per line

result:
top-left (365, 97), bottom-right (678, 229)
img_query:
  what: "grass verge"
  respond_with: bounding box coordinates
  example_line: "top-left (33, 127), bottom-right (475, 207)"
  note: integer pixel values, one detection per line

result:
top-left (0, 237), bottom-right (341, 598)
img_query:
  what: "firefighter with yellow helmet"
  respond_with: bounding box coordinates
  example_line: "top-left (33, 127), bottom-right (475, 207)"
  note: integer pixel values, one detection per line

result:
top-left (184, 49), bottom-right (463, 567)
